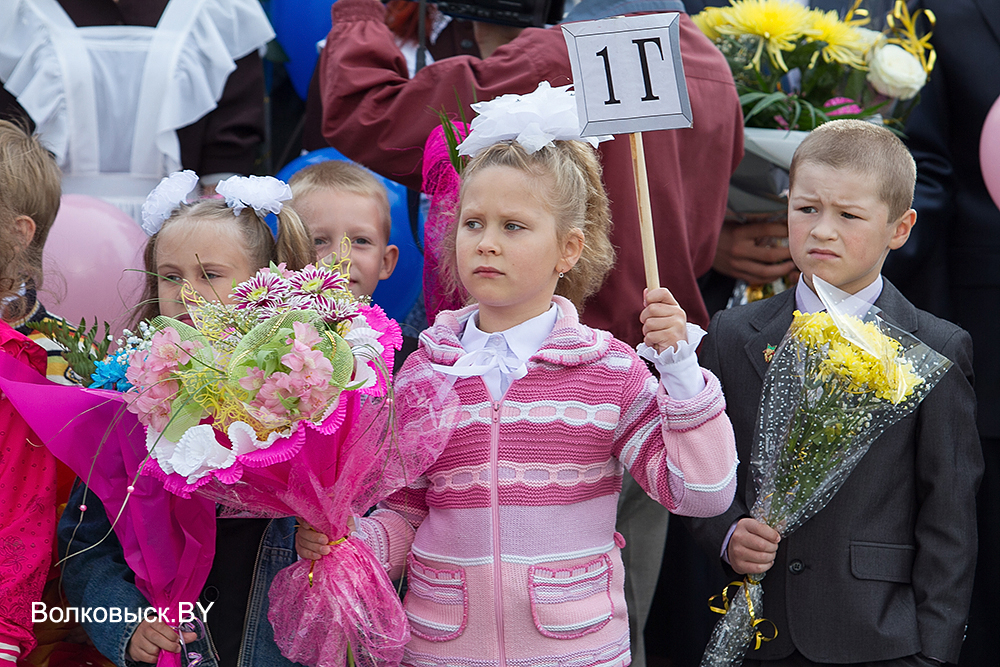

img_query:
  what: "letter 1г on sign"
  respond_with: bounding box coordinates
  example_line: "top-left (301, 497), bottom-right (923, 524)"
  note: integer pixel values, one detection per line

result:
top-left (561, 14), bottom-right (692, 136)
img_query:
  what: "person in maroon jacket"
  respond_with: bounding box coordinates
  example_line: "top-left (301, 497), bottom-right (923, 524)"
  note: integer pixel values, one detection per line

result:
top-left (318, 0), bottom-right (742, 338)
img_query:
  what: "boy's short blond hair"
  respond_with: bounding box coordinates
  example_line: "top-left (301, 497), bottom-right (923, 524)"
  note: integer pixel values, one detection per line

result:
top-left (789, 119), bottom-right (916, 224)
top-left (0, 119), bottom-right (62, 293)
top-left (288, 161), bottom-right (393, 241)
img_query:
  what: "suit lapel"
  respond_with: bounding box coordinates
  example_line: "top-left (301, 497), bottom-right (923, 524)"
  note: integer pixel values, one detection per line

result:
top-left (973, 0), bottom-right (1000, 51)
top-left (743, 289), bottom-right (796, 381)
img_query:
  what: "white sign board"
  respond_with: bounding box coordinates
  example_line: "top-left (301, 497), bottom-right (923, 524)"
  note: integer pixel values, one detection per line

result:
top-left (562, 14), bottom-right (692, 136)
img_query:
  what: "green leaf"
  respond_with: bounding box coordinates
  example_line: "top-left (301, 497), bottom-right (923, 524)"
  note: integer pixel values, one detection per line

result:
top-left (844, 67), bottom-right (868, 105)
top-left (743, 91), bottom-right (790, 124)
top-left (25, 316), bottom-right (111, 384)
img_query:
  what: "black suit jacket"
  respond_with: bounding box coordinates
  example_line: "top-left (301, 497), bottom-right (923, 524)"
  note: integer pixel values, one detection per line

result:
top-left (686, 282), bottom-right (982, 664)
top-left (882, 0), bottom-right (1000, 439)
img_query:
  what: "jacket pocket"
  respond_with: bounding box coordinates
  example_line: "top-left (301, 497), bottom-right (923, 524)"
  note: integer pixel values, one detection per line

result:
top-left (850, 541), bottom-right (915, 583)
top-left (528, 554), bottom-right (614, 639)
top-left (404, 553), bottom-right (468, 641)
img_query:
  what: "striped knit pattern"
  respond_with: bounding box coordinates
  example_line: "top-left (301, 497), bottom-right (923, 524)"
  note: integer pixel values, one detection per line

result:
top-left (360, 297), bottom-right (737, 667)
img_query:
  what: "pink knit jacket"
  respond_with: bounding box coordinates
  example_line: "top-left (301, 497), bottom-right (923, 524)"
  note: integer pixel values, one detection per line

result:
top-left (359, 297), bottom-right (737, 667)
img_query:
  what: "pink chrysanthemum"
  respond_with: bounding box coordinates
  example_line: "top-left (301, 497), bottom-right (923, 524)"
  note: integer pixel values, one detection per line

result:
top-left (824, 96), bottom-right (863, 116)
top-left (232, 270), bottom-right (291, 310)
top-left (288, 264), bottom-right (349, 296)
top-left (288, 293), bottom-right (359, 322)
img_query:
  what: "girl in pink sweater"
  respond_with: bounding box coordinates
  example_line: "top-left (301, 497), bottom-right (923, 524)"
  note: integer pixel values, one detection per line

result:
top-left (297, 90), bottom-right (737, 667)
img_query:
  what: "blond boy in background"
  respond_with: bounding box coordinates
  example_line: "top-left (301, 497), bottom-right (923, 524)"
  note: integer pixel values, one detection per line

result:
top-left (289, 160), bottom-right (399, 299)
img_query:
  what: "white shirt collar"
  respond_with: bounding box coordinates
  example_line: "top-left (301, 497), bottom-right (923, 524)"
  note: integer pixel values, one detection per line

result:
top-left (795, 274), bottom-right (883, 315)
top-left (460, 304), bottom-right (559, 362)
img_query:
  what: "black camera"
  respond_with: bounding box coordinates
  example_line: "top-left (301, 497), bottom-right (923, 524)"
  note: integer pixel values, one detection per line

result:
top-left (430, 0), bottom-right (565, 28)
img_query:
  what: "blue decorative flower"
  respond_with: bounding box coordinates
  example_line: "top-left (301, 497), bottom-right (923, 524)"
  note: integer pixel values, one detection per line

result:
top-left (90, 350), bottom-right (134, 392)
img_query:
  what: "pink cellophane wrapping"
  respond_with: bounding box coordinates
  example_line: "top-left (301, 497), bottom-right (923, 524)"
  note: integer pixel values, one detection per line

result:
top-left (269, 537), bottom-right (406, 667)
top-left (142, 357), bottom-right (459, 667)
top-left (421, 123), bottom-right (469, 322)
top-left (0, 354), bottom-right (214, 667)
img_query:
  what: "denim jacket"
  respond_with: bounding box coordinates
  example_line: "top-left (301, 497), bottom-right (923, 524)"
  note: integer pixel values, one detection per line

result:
top-left (58, 483), bottom-right (301, 667)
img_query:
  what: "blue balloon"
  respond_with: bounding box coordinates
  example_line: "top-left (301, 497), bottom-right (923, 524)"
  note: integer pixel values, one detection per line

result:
top-left (275, 148), bottom-right (425, 324)
top-left (269, 0), bottom-right (334, 100)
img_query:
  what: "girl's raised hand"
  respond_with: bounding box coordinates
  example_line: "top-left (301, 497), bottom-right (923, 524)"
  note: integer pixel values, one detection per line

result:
top-left (640, 287), bottom-right (688, 353)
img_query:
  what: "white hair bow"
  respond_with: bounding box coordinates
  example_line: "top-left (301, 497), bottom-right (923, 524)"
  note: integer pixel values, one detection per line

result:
top-left (456, 81), bottom-right (612, 158)
top-left (215, 175), bottom-right (293, 217)
top-left (140, 170), bottom-right (199, 236)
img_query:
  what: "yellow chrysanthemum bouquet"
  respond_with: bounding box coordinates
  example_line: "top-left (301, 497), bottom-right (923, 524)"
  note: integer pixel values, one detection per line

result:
top-left (693, 0), bottom-right (935, 131)
top-left (700, 1), bottom-right (936, 310)
top-left (700, 277), bottom-right (952, 666)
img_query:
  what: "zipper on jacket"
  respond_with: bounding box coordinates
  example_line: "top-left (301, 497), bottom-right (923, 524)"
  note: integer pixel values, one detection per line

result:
top-left (490, 399), bottom-right (507, 667)
top-left (235, 519), bottom-right (270, 667)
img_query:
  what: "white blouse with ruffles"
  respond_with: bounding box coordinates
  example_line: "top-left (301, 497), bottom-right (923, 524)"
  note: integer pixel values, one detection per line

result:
top-left (0, 0), bottom-right (274, 219)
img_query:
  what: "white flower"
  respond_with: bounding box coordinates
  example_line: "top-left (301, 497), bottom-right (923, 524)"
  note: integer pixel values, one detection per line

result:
top-left (146, 428), bottom-right (180, 475)
top-left (345, 317), bottom-right (385, 362)
top-left (855, 27), bottom-right (884, 55)
top-left (457, 81), bottom-right (612, 158)
top-left (867, 43), bottom-right (926, 101)
top-left (166, 424), bottom-right (238, 482)
top-left (216, 175), bottom-right (292, 216)
top-left (147, 421), bottom-right (288, 482)
top-left (141, 170), bottom-right (199, 236)
top-left (225, 421), bottom-right (286, 452)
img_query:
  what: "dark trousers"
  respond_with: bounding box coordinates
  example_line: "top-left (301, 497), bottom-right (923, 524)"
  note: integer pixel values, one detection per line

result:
top-left (744, 652), bottom-right (938, 667)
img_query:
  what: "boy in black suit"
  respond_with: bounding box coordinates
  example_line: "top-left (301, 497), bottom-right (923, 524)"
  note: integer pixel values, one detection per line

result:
top-left (686, 120), bottom-right (983, 666)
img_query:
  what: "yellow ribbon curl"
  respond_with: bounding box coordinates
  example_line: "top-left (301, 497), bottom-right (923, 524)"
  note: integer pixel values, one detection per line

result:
top-left (885, 0), bottom-right (936, 74)
top-left (708, 578), bottom-right (778, 651)
top-left (307, 536), bottom-right (348, 587)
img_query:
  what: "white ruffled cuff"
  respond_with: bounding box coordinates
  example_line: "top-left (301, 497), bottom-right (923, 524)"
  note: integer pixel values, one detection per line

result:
top-left (636, 323), bottom-right (708, 401)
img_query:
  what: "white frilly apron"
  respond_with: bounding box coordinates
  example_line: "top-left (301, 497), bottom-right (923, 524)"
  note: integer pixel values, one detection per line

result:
top-left (0, 0), bottom-right (274, 222)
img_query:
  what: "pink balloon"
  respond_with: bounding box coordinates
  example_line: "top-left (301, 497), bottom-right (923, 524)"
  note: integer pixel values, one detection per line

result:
top-left (39, 195), bottom-right (148, 335)
top-left (979, 93), bottom-right (1000, 211)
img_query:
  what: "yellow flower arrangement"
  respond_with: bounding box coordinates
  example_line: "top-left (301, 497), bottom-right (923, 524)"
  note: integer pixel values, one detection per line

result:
top-left (807, 8), bottom-right (869, 69)
top-left (714, 0), bottom-right (817, 72)
top-left (693, 0), bottom-right (936, 131)
top-left (791, 310), bottom-right (923, 403)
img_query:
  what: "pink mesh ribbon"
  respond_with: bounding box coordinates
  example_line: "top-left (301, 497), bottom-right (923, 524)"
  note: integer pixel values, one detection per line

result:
top-left (422, 123), bottom-right (470, 322)
top-left (268, 537), bottom-right (407, 667)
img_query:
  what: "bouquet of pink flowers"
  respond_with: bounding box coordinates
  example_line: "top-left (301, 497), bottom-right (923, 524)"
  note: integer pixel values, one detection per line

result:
top-left (0, 259), bottom-right (458, 667)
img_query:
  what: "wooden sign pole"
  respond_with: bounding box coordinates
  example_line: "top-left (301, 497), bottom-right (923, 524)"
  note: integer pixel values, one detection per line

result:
top-left (629, 132), bottom-right (660, 291)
